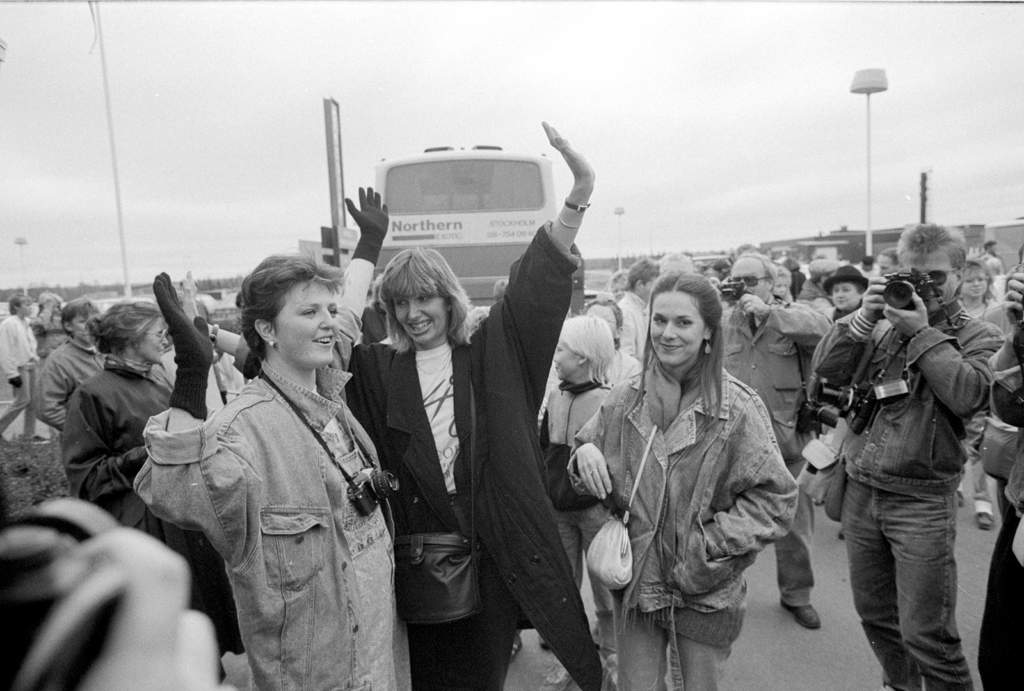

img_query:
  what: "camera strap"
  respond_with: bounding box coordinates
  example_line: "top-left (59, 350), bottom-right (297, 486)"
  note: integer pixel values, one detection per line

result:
top-left (260, 373), bottom-right (368, 493)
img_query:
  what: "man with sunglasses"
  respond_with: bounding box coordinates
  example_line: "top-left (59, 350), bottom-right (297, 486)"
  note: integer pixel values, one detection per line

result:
top-left (814, 224), bottom-right (1003, 691)
top-left (722, 252), bottom-right (831, 630)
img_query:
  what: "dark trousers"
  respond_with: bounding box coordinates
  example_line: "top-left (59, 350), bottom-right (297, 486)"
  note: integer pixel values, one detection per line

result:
top-left (979, 503), bottom-right (1024, 689)
top-left (407, 550), bottom-right (520, 691)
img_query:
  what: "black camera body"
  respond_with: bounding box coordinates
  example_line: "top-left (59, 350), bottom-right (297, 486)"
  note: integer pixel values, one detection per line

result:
top-left (347, 468), bottom-right (399, 516)
top-left (719, 278), bottom-right (746, 303)
top-left (882, 270), bottom-right (936, 310)
top-left (1, 499), bottom-right (124, 691)
top-left (802, 382), bottom-right (879, 435)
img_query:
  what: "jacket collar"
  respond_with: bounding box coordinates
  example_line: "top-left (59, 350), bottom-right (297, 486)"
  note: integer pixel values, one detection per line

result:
top-left (626, 372), bottom-right (731, 459)
top-left (261, 362), bottom-right (347, 431)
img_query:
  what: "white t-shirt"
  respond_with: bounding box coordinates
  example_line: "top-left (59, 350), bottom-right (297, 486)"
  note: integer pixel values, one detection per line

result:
top-left (416, 342), bottom-right (459, 493)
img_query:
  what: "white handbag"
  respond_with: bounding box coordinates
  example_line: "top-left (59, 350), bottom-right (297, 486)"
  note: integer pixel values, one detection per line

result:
top-left (587, 428), bottom-right (657, 590)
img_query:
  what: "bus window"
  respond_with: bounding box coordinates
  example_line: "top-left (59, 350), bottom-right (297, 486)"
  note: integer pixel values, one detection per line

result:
top-left (385, 159), bottom-right (545, 214)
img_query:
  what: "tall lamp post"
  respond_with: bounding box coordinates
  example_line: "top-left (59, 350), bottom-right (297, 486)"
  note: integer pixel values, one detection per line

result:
top-left (614, 207), bottom-right (625, 271)
top-left (14, 237), bottom-right (27, 293)
top-left (850, 68), bottom-right (888, 258)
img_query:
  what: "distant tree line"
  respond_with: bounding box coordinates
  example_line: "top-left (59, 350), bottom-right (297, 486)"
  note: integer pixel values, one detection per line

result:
top-left (0, 275), bottom-right (247, 304)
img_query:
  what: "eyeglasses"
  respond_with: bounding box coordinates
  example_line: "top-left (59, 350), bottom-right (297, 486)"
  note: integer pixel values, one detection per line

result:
top-left (148, 327), bottom-right (168, 340)
top-left (731, 275), bottom-right (767, 288)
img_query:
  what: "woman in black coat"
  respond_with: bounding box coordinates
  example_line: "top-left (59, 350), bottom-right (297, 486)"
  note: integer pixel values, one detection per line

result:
top-left (347, 123), bottom-right (602, 691)
top-left (63, 302), bottom-right (243, 659)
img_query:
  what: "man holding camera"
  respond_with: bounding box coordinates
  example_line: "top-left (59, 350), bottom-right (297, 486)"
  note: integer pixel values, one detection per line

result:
top-left (815, 224), bottom-right (1002, 691)
top-left (722, 253), bottom-right (831, 629)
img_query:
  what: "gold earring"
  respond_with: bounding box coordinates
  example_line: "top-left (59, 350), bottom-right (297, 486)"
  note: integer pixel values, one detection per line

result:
top-left (704, 340), bottom-right (711, 354)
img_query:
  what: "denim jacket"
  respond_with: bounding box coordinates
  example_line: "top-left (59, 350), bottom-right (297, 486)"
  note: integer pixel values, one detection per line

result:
top-left (814, 307), bottom-right (1003, 495)
top-left (573, 374), bottom-right (797, 614)
top-left (722, 298), bottom-right (830, 462)
top-left (136, 366), bottom-right (407, 690)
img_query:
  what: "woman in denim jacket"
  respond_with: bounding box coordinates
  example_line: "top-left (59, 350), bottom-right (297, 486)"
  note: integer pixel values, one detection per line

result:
top-left (573, 272), bottom-right (797, 691)
top-left (136, 190), bottom-right (409, 690)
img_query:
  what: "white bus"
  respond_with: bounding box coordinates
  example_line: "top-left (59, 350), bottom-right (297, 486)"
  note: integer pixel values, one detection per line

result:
top-left (375, 146), bottom-right (584, 307)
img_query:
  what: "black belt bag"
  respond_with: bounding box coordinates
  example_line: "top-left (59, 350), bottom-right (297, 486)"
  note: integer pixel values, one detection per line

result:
top-left (393, 532), bottom-right (480, 624)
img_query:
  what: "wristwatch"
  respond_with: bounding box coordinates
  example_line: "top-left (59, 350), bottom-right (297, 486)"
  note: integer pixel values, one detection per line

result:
top-left (564, 200), bottom-right (591, 213)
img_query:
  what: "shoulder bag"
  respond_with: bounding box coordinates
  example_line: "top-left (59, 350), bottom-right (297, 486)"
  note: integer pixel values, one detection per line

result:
top-left (587, 426), bottom-right (656, 590)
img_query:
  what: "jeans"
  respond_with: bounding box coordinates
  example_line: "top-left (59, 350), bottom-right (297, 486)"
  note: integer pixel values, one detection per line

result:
top-left (842, 477), bottom-right (973, 690)
top-left (555, 503), bottom-right (617, 667)
top-left (960, 411), bottom-right (994, 516)
top-left (776, 458), bottom-right (815, 606)
top-left (978, 503), bottom-right (1024, 688)
top-left (613, 601), bottom-right (730, 691)
top-left (0, 365), bottom-right (36, 440)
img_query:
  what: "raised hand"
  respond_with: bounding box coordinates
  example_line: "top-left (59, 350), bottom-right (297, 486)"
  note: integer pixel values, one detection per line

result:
top-left (542, 121), bottom-right (594, 197)
top-left (153, 273), bottom-right (212, 420)
top-left (345, 187), bottom-right (389, 263)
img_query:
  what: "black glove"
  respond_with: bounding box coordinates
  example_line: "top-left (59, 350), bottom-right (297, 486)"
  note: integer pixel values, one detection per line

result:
top-left (8, 375), bottom-right (22, 389)
top-left (345, 187), bottom-right (389, 264)
top-left (153, 273), bottom-right (213, 420)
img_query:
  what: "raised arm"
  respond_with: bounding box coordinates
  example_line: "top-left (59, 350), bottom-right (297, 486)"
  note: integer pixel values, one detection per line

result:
top-left (543, 122), bottom-right (595, 251)
top-left (341, 186), bottom-right (389, 316)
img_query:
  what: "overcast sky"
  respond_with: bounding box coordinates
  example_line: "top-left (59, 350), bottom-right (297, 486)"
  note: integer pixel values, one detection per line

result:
top-left (2, 1), bottom-right (1022, 289)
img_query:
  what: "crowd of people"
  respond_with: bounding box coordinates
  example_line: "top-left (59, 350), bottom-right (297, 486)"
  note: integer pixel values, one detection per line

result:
top-left (2, 121), bottom-right (1023, 691)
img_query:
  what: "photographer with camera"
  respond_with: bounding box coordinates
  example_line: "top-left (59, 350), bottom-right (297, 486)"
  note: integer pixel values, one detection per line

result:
top-left (814, 224), bottom-right (1003, 691)
top-left (721, 253), bottom-right (831, 630)
top-left (978, 260), bottom-right (1024, 687)
top-left (134, 188), bottom-right (411, 690)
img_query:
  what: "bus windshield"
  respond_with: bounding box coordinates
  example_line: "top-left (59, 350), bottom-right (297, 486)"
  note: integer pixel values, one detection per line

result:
top-left (385, 159), bottom-right (545, 214)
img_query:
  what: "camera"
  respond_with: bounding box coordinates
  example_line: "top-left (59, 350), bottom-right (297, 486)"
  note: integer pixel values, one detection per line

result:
top-left (1, 499), bottom-right (124, 691)
top-left (347, 468), bottom-right (399, 516)
top-left (882, 270), bottom-right (936, 310)
top-left (802, 382), bottom-right (880, 435)
top-left (719, 277), bottom-right (746, 303)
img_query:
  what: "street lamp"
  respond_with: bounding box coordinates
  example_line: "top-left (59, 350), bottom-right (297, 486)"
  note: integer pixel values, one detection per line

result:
top-left (14, 237), bottom-right (27, 292)
top-left (850, 68), bottom-right (888, 258)
top-left (614, 207), bottom-right (625, 271)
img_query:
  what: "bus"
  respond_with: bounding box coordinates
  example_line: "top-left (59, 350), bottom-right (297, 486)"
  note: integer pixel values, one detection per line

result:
top-left (375, 146), bottom-right (584, 308)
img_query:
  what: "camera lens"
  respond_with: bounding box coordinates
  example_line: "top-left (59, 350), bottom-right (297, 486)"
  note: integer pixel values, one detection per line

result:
top-left (815, 405), bottom-right (840, 429)
top-left (883, 280), bottom-right (915, 309)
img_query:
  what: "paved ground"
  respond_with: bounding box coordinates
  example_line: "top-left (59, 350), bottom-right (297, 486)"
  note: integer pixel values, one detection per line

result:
top-left (505, 496), bottom-right (999, 690)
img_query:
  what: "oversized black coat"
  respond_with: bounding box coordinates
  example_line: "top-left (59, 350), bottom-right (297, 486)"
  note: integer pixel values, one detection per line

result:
top-left (348, 227), bottom-right (602, 691)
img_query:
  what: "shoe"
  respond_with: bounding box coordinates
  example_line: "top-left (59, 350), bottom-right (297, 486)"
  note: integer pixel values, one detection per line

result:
top-left (781, 601), bottom-right (821, 629)
top-left (23, 435), bottom-right (48, 444)
top-left (976, 512), bottom-right (994, 531)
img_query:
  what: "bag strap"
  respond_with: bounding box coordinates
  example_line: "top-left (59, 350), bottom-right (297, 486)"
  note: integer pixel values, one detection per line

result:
top-left (623, 426), bottom-right (657, 525)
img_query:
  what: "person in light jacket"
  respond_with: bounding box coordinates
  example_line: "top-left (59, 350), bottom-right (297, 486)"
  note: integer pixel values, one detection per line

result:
top-left (573, 272), bottom-right (797, 691)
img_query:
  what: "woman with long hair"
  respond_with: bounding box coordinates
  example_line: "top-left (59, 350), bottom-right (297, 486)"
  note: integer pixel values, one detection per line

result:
top-left (961, 258), bottom-right (995, 318)
top-left (345, 123), bottom-right (603, 690)
top-left (573, 272), bottom-right (797, 690)
top-left (63, 301), bottom-right (243, 664)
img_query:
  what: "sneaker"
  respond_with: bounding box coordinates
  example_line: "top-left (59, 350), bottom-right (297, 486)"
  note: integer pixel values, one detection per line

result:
top-left (23, 435), bottom-right (49, 444)
top-left (976, 512), bottom-right (994, 531)
top-left (781, 601), bottom-right (821, 629)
